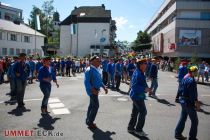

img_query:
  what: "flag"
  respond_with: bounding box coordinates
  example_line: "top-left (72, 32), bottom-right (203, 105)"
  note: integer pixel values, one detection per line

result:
top-left (71, 23), bottom-right (77, 34)
top-left (35, 14), bottom-right (41, 30)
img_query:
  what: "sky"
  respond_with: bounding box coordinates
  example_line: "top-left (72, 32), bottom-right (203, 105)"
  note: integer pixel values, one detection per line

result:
top-left (1, 0), bottom-right (164, 42)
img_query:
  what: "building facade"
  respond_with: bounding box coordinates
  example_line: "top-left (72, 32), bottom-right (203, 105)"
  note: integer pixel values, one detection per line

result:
top-left (145, 0), bottom-right (210, 58)
top-left (0, 2), bottom-right (23, 22)
top-left (59, 4), bottom-right (116, 57)
top-left (0, 19), bottom-right (45, 57)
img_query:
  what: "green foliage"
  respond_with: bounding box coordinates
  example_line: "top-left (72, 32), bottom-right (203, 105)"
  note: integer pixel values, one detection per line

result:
top-left (132, 31), bottom-right (152, 51)
top-left (174, 57), bottom-right (181, 71)
top-left (190, 54), bottom-right (200, 66)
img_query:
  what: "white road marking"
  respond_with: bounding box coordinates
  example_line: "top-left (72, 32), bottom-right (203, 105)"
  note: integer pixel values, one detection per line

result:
top-left (99, 94), bottom-right (123, 97)
top-left (52, 108), bottom-right (70, 115)
top-left (117, 98), bottom-right (128, 102)
top-left (48, 98), bottom-right (61, 103)
top-left (49, 103), bottom-right (65, 108)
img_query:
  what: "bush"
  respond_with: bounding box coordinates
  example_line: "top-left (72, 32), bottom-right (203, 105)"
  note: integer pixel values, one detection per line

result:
top-left (174, 57), bottom-right (181, 71)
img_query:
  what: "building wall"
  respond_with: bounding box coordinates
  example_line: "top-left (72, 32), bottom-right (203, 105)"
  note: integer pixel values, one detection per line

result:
top-left (146, 0), bottom-right (210, 58)
top-left (59, 25), bottom-right (71, 56)
top-left (0, 30), bottom-right (44, 56)
top-left (0, 5), bottom-right (22, 21)
top-left (77, 23), bottom-right (110, 57)
top-left (60, 22), bottom-right (110, 57)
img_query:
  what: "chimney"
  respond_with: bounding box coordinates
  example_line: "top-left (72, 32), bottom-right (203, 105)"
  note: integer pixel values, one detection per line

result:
top-left (74, 6), bottom-right (77, 9)
top-left (102, 4), bottom-right (105, 9)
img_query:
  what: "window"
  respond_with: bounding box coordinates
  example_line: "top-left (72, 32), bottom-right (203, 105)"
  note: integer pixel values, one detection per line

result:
top-left (9, 48), bottom-right (14, 55)
top-left (0, 32), bottom-right (2, 40)
top-left (5, 13), bottom-right (11, 21)
top-left (24, 36), bottom-right (30, 43)
top-left (201, 12), bottom-right (210, 20)
top-left (27, 49), bottom-right (31, 55)
top-left (2, 48), bottom-right (7, 55)
top-left (10, 34), bottom-right (17, 41)
top-left (21, 49), bottom-right (26, 53)
top-left (16, 49), bottom-right (20, 55)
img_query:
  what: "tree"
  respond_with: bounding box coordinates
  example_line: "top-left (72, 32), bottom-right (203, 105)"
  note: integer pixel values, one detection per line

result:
top-left (42, 0), bottom-right (55, 37)
top-left (28, 6), bottom-right (45, 33)
top-left (131, 31), bottom-right (152, 52)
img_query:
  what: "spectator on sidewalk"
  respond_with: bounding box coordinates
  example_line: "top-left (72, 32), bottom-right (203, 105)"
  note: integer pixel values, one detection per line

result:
top-left (197, 61), bottom-right (205, 83)
top-left (204, 63), bottom-right (209, 82)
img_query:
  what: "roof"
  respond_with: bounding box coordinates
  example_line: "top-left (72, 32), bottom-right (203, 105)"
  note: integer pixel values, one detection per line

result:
top-left (71, 6), bottom-right (111, 17)
top-left (0, 19), bottom-right (45, 37)
top-left (60, 5), bottom-right (111, 25)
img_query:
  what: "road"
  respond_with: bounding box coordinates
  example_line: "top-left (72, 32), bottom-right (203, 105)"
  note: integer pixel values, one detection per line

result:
top-left (0, 70), bottom-right (210, 140)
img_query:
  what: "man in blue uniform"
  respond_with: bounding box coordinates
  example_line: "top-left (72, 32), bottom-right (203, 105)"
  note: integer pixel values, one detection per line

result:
top-left (175, 66), bottom-right (201, 140)
top-left (60, 58), bottom-right (65, 76)
top-left (175, 61), bottom-right (188, 103)
top-left (101, 57), bottom-right (108, 85)
top-left (38, 56), bottom-right (59, 114)
top-left (13, 53), bottom-right (30, 108)
top-left (35, 58), bottom-right (43, 81)
top-left (107, 59), bottom-right (115, 88)
top-left (115, 59), bottom-right (123, 91)
top-left (127, 58), bottom-right (151, 137)
top-left (7, 56), bottom-right (18, 101)
top-left (149, 58), bottom-right (158, 97)
top-left (84, 55), bottom-right (108, 129)
top-left (28, 56), bottom-right (36, 84)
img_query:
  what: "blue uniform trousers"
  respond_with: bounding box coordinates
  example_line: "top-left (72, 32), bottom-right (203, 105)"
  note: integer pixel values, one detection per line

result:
top-left (40, 83), bottom-right (51, 109)
top-left (175, 104), bottom-right (198, 140)
top-left (128, 99), bottom-right (147, 132)
top-left (86, 94), bottom-right (99, 125)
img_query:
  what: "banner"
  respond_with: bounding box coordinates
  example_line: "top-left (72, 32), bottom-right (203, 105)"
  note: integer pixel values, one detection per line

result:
top-left (36, 14), bottom-right (41, 30)
top-left (71, 24), bottom-right (77, 34)
top-left (178, 30), bottom-right (201, 46)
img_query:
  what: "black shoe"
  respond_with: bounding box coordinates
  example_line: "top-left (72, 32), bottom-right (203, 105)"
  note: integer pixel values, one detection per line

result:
top-left (127, 129), bottom-right (135, 133)
top-left (175, 135), bottom-right (187, 140)
top-left (175, 98), bottom-right (180, 103)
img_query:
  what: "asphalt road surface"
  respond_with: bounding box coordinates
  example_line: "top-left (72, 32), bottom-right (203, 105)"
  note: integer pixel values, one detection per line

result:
top-left (0, 70), bottom-right (210, 140)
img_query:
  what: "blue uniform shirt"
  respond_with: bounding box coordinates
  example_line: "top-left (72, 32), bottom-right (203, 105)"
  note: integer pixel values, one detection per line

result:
top-left (107, 63), bottom-right (115, 75)
top-left (179, 74), bottom-right (198, 106)
top-left (7, 62), bottom-right (16, 79)
top-left (28, 61), bottom-right (35, 71)
top-left (178, 65), bottom-right (188, 82)
top-left (102, 60), bottom-right (108, 72)
top-left (38, 66), bottom-right (56, 86)
top-left (36, 62), bottom-right (43, 72)
top-left (61, 60), bottom-right (65, 68)
top-left (84, 66), bottom-right (104, 96)
top-left (13, 61), bottom-right (30, 81)
top-left (149, 64), bottom-right (158, 79)
top-left (127, 63), bottom-right (136, 77)
top-left (115, 62), bottom-right (122, 76)
top-left (130, 69), bottom-right (148, 100)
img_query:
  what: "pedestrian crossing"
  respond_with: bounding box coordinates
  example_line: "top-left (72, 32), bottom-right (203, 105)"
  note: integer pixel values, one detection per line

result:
top-left (48, 98), bottom-right (70, 115)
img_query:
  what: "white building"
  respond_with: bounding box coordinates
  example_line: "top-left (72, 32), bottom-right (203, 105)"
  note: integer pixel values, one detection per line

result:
top-left (0, 19), bottom-right (45, 57)
top-left (145, 0), bottom-right (210, 58)
top-left (59, 4), bottom-right (114, 57)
